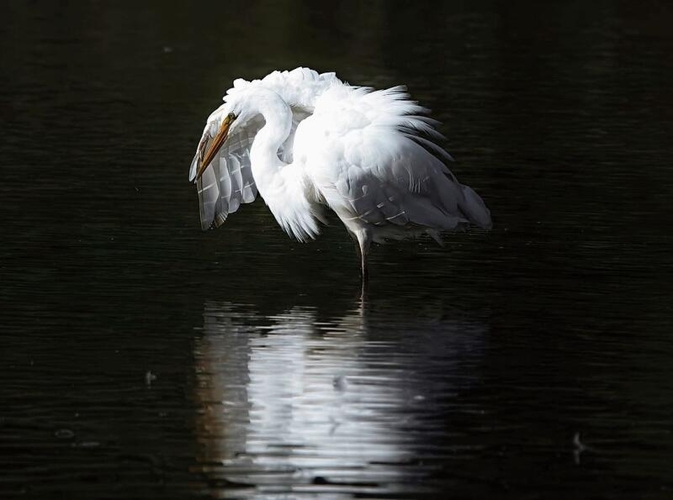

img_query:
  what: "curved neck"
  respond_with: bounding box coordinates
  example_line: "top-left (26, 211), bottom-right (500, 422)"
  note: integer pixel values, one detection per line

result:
top-left (249, 93), bottom-right (293, 191)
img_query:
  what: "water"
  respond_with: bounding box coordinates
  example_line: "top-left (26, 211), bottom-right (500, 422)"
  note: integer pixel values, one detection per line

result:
top-left (1, 1), bottom-right (673, 498)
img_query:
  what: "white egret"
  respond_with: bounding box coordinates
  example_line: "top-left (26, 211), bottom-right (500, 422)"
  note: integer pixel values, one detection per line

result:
top-left (189, 67), bottom-right (491, 279)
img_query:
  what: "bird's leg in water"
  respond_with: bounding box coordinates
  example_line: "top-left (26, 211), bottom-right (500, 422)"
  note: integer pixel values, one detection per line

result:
top-left (359, 277), bottom-right (368, 304)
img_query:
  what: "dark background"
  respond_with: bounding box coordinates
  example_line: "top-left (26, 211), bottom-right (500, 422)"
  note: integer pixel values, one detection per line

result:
top-left (1, 1), bottom-right (672, 498)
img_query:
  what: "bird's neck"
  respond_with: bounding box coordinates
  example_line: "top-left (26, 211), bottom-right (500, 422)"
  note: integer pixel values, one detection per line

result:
top-left (250, 98), bottom-right (293, 193)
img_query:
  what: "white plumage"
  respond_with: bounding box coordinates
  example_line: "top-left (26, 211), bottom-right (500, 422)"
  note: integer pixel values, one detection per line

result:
top-left (189, 67), bottom-right (491, 278)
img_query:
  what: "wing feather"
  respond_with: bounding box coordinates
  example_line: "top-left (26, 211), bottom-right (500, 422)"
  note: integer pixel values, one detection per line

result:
top-left (192, 115), bottom-right (262, 229)
top-left (196, 163), bottom-right (220, 230)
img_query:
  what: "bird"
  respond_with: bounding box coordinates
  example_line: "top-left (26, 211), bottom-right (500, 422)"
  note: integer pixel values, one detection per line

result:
top-left (188, 67), bottom-right (491, 280)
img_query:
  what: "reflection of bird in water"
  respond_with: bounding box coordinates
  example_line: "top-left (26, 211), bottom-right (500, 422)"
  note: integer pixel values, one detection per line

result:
top-left (192, 298), bottom-right (487, 496)
top-left (189, 67), bottom-right (491, 279)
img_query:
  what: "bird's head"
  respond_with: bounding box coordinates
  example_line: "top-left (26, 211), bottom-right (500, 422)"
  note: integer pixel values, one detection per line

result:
top-left (193, 87), bottom-right (286, 182)
top-left (193, 110), bottom-right (237, 181)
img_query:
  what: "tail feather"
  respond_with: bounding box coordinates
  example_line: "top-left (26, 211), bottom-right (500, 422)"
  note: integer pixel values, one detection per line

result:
top-left (459, 185), bottom-right (492, 229)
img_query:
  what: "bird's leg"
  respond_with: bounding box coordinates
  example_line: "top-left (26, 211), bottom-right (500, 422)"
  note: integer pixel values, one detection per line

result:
top-left (358, 279), bottom-right (368, 311)
top-left (358, 241), bottom-right (369, 302)
top-left (360, 271), bottom-right (369, 303)
top-left (357, 233), bottom-right (371, 283)
top-left (360, 249), bottom-right (368, 282)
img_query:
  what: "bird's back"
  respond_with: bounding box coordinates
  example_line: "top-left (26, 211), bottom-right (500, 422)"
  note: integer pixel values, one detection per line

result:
top-left (225, 67), bottom-right (343, 112)
top-left (293, 84), bottom-right (492, 242)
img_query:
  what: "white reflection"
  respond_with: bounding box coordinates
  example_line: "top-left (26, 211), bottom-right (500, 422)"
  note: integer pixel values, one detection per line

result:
top-left (193, 300), bottom-right (486, 497)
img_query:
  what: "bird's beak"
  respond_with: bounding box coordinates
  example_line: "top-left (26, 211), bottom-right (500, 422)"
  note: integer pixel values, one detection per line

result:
top-left (195, 113), bottom-right (236, 180)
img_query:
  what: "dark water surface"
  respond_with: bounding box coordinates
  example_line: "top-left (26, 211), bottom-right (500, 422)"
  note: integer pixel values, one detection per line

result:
top-left (2, 1), bottom-right (673, 498)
